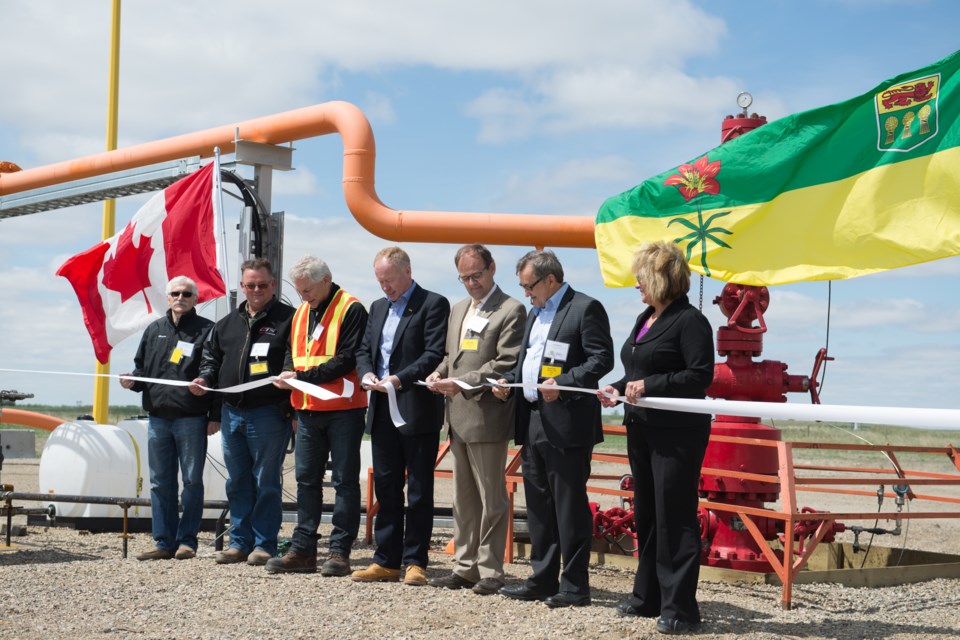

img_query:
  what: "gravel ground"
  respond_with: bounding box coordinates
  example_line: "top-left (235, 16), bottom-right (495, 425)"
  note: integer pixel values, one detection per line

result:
top-left (3, 458), bottom-right (960, 640)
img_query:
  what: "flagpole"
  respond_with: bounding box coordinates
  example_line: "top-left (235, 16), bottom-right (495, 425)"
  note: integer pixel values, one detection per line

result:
top-left (93, 0), bottom-right (122, 425)
top-left (213, 147), bottom-right (230, 289)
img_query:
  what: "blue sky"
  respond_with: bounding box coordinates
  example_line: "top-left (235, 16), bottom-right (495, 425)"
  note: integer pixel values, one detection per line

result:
top-left (1, 0), bottom-right (958, 414)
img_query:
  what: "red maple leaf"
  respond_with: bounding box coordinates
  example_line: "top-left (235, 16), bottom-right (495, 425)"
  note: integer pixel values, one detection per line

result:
top-left (102, 223), bottom-right (155, 307)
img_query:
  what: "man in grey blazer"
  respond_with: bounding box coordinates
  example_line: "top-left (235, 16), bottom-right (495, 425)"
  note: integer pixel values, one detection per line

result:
top-left (425, 244), bottom-right (525, 595)
top-left (493, 250), bottom-right (613, 608)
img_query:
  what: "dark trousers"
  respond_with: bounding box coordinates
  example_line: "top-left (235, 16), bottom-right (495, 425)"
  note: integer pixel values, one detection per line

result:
top-left (626, 422), bottom-right (710, 623)
top-left (290, 407), bottom-right (365, 558)
top-left (521, 413), bottom-right (594, 596)
top-left (370, 396), bottom-right (439, 569)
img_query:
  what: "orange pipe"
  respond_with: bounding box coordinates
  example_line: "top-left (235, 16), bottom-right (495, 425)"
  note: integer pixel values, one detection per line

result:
top-left (0, 102), bottom-right (597, 248)
top-left (0, 408), bottom-right (64, 432)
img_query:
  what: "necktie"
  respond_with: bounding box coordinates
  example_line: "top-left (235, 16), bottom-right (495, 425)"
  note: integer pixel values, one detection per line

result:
top-left (460, 299), bottom-right (481, 343)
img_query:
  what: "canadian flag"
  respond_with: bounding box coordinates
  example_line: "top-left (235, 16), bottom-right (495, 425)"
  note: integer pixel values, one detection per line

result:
top-left (57, 162), bottom-right (227, 363)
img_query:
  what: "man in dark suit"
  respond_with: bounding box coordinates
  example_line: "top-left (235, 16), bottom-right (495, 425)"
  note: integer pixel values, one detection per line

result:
top-left (493, 249), bottom-right (613, 608)
top-left (352, 246), bottom-right (449, 586)
top-left (425, 244), bottom-right (525, 595)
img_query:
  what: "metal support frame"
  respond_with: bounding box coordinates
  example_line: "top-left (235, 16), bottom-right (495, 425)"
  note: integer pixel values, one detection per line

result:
top-left (360, 426), bottom-right (960, 610)
top-left (0, 157), bottom-right (202, 219)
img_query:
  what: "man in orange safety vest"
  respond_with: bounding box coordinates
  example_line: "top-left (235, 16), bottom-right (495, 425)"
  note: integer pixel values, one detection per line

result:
top-left (269, 255), bottom-right (368, 577)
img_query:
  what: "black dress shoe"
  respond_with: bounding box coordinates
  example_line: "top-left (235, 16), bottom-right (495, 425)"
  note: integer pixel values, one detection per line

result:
top-left (615, 601), bottom-right (659, 618)
top-left (428, 572), bottom-right (476, 589)
top-left (544, 592), bottom-right (591, 608)
top-left (656, 617), bottom-right (701, 635)
top-left (498, 584), bottom-right (553, 601)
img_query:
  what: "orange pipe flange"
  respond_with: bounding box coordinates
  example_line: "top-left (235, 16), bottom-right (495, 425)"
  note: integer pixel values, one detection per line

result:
top-left (0, 408), bottom-right (65, 432)
top-left (0, 101), bottom-right (596, 249)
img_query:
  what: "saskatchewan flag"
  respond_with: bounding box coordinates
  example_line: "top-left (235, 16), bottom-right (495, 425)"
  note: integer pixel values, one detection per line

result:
top-left (596, 50), bottom-right (960, 287)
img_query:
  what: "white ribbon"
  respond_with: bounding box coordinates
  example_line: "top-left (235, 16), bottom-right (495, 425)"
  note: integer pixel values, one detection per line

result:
top-left (416, 379), bottom-right (483, 391)
top-left (484, 379), bottom-right (960, 430)
top-left (0, 368), bottom-right (353, 403)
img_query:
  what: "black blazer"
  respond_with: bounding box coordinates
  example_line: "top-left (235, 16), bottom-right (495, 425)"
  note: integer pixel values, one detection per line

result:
top-left (356, 283), bottom-right (450, 436)
top-left (613, 294), bottom-right (714, 429)
top-left (506, 287), bottom-right (614, 448)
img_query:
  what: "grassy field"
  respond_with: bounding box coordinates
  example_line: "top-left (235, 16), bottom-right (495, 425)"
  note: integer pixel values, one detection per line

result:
top-left (1, 404), bottom-right (144, 456)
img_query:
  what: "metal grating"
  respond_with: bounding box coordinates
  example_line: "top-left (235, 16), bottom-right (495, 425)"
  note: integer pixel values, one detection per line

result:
top-left (0, 157), bottom-right (202, 219)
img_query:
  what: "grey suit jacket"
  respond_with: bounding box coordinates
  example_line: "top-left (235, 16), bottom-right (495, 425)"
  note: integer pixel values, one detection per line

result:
top-left (434, 286), bottom-right (525, 443)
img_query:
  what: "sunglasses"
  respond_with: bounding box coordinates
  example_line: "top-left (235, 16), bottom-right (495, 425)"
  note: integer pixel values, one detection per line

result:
top-left (242, 282), bottom-right (272, 291)
top-left (169, 290), bottom-right (194, 298)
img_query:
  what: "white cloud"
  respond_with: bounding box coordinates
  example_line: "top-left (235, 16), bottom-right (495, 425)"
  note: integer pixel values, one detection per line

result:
top-left (272, 167), bottom-right (321, 197)
top-left (495, 155), bottom-right (637, 214)
top-left (2, 0), bottom-right (735, 159)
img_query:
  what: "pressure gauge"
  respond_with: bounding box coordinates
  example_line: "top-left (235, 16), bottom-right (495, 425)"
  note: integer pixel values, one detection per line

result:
top-left (737, 92), bottom-right (753, 110)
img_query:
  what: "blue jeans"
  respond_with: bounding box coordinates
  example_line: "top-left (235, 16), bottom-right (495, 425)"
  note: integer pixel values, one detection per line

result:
top-left (147, 415), bottom-right (208, 551)
top-left (221, 404), bottom-right (291, 554)
top-left (291, 408), bottom-right (365, 557)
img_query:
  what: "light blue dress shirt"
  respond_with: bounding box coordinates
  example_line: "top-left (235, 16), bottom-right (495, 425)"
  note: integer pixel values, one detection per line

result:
top-left (377, 281), bottom-right (417, 379)
top-left (521, 283), bottom-right (569, 403)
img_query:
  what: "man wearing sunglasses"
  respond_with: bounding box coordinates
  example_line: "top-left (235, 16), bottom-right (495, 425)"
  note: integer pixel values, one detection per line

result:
top-left (121, 275), bottom-right (220, 562)
top-left (192, 257), bottom-right (296, 566)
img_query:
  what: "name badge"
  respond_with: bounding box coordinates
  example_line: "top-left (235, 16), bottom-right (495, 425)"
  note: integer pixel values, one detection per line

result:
top-left (169, 348), bottom-right (184, 365)
top-left (249, 362), bottom-right (269, 376)
top-left (460, 338), bottom-right (479, 352)
top-left (250, 342), bottom-right (270, 357)
top-left (541, 364), bottom-right (562, 378)
top-left (311, 324), bottom-right (324, 341)
top-left (177, 340), bottom-right (195, 358)
top-left (544, 340), bottom-right (569, 362)
top-left (466, 315), bottom-right (488, 334)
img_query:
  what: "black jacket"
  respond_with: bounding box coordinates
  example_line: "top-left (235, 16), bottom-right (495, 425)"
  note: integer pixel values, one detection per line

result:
top-left (130, 308), bottom-right (218, 420)
top-left (356, 283), bottom-right (449, 436)
top-left (613, 295), bottom-right (714, 429)
top-left (504, 287), bottom-right (614, 448)
top-left (198, 297), bottom-right (295, 409)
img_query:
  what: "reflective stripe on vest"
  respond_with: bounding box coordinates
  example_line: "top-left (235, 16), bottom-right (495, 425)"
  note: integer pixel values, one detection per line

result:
top-left (290, 290), bottom-right (366, 412)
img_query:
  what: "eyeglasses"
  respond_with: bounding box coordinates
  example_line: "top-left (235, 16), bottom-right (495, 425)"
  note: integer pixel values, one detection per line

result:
top-left (519, 277), bottom-right (543, 292)
top-left (457, 269), bottom-right (487, 284)
top-left (169, 290), bottom-right (194, 298)
top-left (242, 282), bottom-right (272, 291)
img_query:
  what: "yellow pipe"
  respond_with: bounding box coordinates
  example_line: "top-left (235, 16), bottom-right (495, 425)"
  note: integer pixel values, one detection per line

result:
top-left (92, 0), bottom-right (122, 424)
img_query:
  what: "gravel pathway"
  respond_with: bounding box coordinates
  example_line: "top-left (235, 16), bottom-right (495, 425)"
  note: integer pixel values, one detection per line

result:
top-left (2, 460), bottom-right (960, 639)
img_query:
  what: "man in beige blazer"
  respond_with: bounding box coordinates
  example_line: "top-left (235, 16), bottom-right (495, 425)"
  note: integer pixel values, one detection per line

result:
top-left (426, 244), bottom-right (525, 595)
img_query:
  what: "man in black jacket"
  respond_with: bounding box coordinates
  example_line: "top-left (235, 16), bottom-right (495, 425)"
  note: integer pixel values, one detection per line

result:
top-left (493, 250), bottom-right (614, 608)
top-left (352, 246), bottom-right (449, 586)
top-left (121, 275), bottom-right (219, 561)
top-left (191, 258), bottom-right (295, 566)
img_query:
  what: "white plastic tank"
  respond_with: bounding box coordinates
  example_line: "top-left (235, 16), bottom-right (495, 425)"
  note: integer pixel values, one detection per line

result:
top-left (39, 419), bottom-right (148, 518)
top-left (39, 418), bottom-right (228, 520)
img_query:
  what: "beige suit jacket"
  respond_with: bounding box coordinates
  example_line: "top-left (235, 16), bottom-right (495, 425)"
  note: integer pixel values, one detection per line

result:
top-left (434, 286), bottom-right (525, 443)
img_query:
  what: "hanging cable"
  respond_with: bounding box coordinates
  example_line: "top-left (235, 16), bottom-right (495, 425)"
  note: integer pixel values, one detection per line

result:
top-left (818, 281), bottom-right (833, 395)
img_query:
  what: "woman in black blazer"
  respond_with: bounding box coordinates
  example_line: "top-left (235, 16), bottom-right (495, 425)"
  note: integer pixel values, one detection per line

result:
top-left (599, 241), bottom-right (714, 635)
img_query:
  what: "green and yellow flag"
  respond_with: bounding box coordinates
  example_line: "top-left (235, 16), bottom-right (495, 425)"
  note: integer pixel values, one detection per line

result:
top-left (596, 50), bottom-right (960, 287)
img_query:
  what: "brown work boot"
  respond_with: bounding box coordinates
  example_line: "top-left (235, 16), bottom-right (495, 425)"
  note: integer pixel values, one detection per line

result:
top-left (265, 549), bottom-right (317, 574)
top-left (136, 546), bottom-right (173, 561)
top-left (403, 565), bottom-right (428, 586)
top-left (174, 546), bottom-right (196, 560)
top-left (319, 552), bottom-right (351, 577)
top-left (215, 547), bottom-right (248, 564)
top-left (246, 547), bottom-right (273, 566)
top-left (350, 563), bottom-right (401, 582)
